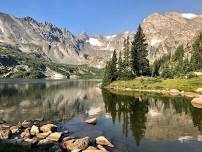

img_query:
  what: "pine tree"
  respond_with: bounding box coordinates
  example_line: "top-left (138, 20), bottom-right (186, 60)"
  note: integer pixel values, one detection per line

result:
top-left (191, 33), bottom-right (202, 70)
top-left (111, 50), bottom-right (118, 81)
top-left (131, 25), bottom-right (150, 76)
top-left (123, 36), bottom-right (130, 67)
top-left (118, 51), bottom-right (124, 80)
top-left (102, 50), bottom-right (118, 87)
top-left (102, 61), bottom-right (112, 87)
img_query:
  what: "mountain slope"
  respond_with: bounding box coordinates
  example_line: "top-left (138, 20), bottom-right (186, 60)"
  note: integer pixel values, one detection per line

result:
top-left (0, 11), bottom-right (202, 68)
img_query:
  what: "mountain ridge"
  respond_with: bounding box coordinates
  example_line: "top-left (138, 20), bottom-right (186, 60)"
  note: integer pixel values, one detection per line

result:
top-left (0, 11), bottom-right (202, 67)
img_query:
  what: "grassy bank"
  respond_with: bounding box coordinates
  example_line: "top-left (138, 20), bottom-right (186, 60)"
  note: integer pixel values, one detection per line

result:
top-left (109, 76), bottom-right (202, 93)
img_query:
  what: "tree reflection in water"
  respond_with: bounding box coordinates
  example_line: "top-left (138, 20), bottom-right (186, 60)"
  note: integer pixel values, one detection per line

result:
top-left (102, 89), bottom-right (202, 146)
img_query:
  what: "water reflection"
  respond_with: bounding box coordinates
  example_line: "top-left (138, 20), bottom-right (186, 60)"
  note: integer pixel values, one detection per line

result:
top-left (0, 80), bottom-right (103, 122)
top-left (102, 90), bottom-right (202, 145)
top-left (1, 80), bottom-right (202, 151)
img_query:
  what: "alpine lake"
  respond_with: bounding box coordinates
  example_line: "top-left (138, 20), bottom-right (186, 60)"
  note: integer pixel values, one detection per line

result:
top-left (1, 79), bottom-right (202, 152)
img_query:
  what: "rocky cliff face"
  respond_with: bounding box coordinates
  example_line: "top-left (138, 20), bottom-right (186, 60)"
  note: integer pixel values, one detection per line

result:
top-left (0, 12), bottom-right (202, 67)
top-left (142, 12), bottom-right (202, 62)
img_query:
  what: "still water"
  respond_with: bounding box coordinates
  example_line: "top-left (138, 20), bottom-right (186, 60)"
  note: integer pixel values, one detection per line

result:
top-left (0, 79), bottom-right (202, 152)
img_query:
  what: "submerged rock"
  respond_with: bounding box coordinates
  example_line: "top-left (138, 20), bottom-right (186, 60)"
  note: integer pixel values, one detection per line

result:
top-left (96, 136), bottom-right (114, 147)
top-left (85, 118), bottom-right (97, 125)
top-left (97, 145), bottom-right (108, 152)
top-left (30, 125), bottom-right (39, 135)
top-left (46, 132), bottom-right (62, 141)
top-left (83, 146), bottom-right (104, 152)
top-left (63, 137), bottom-right (90, 151)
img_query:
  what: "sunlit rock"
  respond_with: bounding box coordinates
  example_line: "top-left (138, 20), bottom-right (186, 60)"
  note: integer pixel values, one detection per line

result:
top-left (63, 137), bottom-right (90, 151)
top-left (96, 136), bottom-right (114, 147)
top-left (46, 132), bottom-right (62, 141)
top-left (85, 118), bottom-right (97, 125)
top-left (30, 125), bottom-right (39, 135)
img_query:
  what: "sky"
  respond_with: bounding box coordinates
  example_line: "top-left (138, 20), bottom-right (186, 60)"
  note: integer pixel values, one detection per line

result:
top-left (0, 0), bottom-right (202, 36)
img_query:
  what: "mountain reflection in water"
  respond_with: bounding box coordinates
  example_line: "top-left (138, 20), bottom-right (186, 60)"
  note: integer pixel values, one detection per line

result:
top-left (1, 80), bottom-right (202, 151)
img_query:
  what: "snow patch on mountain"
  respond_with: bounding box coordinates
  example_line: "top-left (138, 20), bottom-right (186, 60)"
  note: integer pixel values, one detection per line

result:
top-left (106, 35), bottom-right (117, 39)
top-left (87, 38), bottom-right (104, 46)
top-left (150, 37), bottom-right (162, 46)
top-left (181, 13), bottom-right (198, 19)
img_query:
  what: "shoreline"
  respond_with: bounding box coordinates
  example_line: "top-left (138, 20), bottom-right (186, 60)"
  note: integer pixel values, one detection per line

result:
top-left (106, 85), bottom-right (202, 98)
top-left (0, 118), bottom-right (114, 152)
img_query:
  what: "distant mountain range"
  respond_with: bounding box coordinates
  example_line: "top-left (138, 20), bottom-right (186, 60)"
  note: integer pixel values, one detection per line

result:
top-left (0, 11), bottom-right (202, 68)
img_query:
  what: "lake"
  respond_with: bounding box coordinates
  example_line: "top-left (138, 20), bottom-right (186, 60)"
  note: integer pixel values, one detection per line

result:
top-left (0, 79), bottom-right (202, 152)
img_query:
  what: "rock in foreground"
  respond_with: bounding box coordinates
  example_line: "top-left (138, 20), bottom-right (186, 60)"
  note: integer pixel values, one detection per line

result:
top-left (96, 136), bottom-right (114, 147)
top-left (191, 97), bottom-right (202, 108)
top-left (85, 118), bottom-right (97, 125)
top-left (63, 137), bottom-right (90, 151)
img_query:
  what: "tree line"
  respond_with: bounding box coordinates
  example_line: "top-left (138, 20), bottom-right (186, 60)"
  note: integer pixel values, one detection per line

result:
top-left (102, 26), bottom-right (202, 86)
top-left (102, 25), bottom-right (150, 86)
top-left (151, 33), bottom-right (202, 78)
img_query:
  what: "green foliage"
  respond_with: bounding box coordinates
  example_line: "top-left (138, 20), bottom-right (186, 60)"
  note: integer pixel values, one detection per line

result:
top-left (102, 50), bottom-right (118, 86)
top-left (131, 25), bottom-right (150, 76)
top-left (123, 36), bottom-right (130, 67)
top-left (191, 33), bottom-right (202, 70)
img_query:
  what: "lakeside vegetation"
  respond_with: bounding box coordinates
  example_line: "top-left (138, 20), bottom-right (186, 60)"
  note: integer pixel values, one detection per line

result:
top-left (109, 76), bottom-right (202, 93)
top-left (0, 46), bottom-right (103, 79)
top-left (102, 25), bottom-right (202, 93)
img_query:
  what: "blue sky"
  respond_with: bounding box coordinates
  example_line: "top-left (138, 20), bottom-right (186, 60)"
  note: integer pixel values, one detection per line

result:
top-left (0, 0), bottom-right (202, 36)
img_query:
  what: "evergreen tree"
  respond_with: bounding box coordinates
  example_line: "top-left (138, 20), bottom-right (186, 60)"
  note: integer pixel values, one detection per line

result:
top-left (131, 25), bottom-right (150, 76)
top-left (102, 50), bottom-right (118, 87)
top-left (117, 51), bottom-right (124, 80)
top-left (123, 36), bottom-right (130, 67)
top-left (191, 33), bottom-right (202, 70)
top-left (111, 50), bottom-right (118, 81)
top-left (102, 61), bottom-right (113, 87)
top-left (172, 45), bottom-right (184, 62)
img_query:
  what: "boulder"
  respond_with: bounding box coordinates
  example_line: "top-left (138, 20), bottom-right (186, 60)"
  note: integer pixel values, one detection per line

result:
top-left (36, 132), bottom-right (51, 139)
top-left (0, 129), bottom-right (11, 139)
top-left (46, 132), bottom-right (62, 141)
top-left (169, 89), bottom-right (180, 95)
top-left (196, 88), bottom-right (202, 93)
top-left (10, 126), bottom-right (20, 134)
top-left (191, 98), bottom-right (202, 108)
top-left (82, 146), bottom-right (104, 152)
top-left (63, 137), bottom-right (90, 151)
top-left (21, 128), bottom-right (30, 139)
top-left (97, 145), bottom-right (108, 152)
top-left (30, 125), bottom-right (39, 135)
top-left (21, 120), bottom-right (31, 128)
top-left (63, 136), bottom-right (75, 142)
top-left (85, 118), bottom-right (97, 125)
top-left (40, 124), bottom-right (57, 133)
top-left (96, 136), bottom-right (114, 147)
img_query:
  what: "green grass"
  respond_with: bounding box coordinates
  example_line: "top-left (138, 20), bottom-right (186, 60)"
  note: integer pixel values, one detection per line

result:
top-left (110, 76), bottom-right (202, 92)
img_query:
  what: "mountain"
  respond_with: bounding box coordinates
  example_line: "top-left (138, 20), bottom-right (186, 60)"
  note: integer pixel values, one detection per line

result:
top-left (1, 11), bottom-right (202, 69)
top-left (142, 12), bottom-right (202, 62)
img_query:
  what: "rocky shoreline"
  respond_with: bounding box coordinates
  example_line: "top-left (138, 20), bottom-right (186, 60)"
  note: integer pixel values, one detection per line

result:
top-left (0, 118), bottom-right (114, 152)
top-left (107, 86), bottom-right (202, 98)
